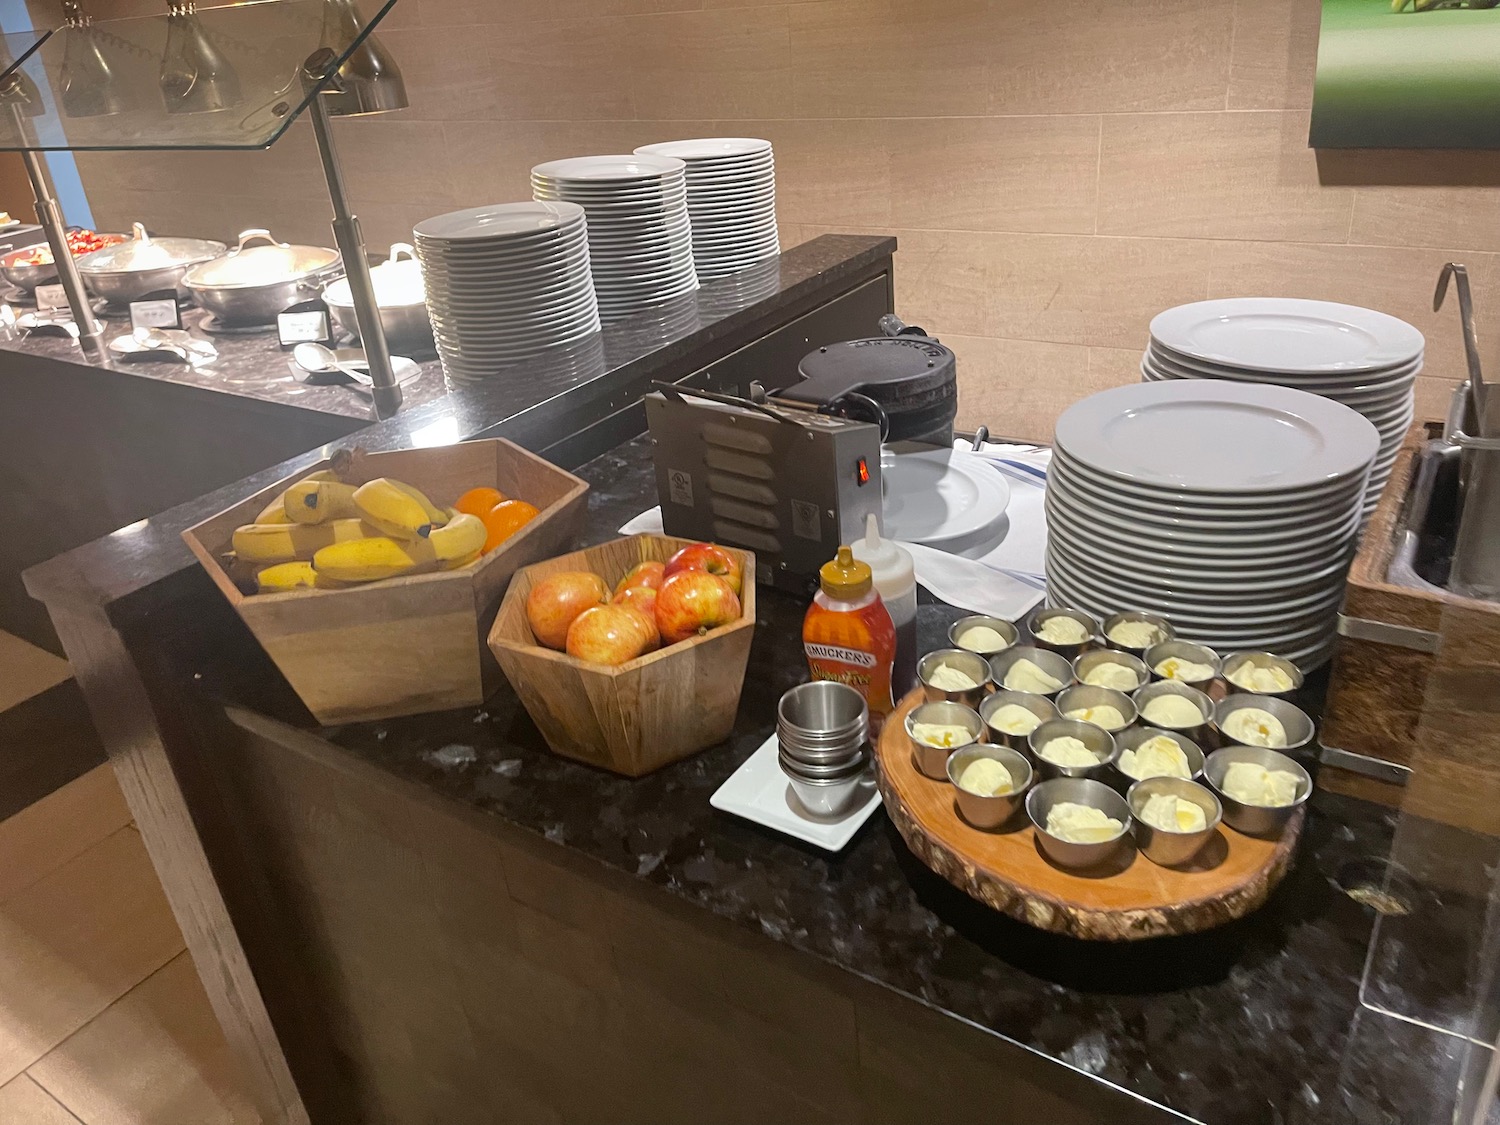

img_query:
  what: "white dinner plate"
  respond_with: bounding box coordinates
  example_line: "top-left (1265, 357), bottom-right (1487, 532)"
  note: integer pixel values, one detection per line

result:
top-left (881, 448), bottom-right (1011, 548)
top-left (1142, 345), bottom-right (1422, 388)
top-left (1150, 297), bottom-right (1424, 374)
top-left (532, 154), bottom-right (686, 182)
top-left (708, 732), bottom-right (881, 852)
top-left (1055, 381), bottom-right (1380, 494)
top-left (637, 138), bottom-right (773, 161)
top-left (414, 201), bottom-right (586, 242)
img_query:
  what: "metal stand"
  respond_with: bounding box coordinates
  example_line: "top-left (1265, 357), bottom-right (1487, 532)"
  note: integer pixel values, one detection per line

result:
top-left (303, 49), bottom-right (400, 419)
top-left (0, 91), bottom-right (104, 356)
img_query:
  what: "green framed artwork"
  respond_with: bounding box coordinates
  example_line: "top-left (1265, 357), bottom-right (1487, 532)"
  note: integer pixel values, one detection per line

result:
top-left (1311, 0), bottom-right (1500, 148)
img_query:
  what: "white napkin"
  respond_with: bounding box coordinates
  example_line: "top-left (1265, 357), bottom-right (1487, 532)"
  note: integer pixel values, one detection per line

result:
top-left (618, 440), bottom-right (1053, 620)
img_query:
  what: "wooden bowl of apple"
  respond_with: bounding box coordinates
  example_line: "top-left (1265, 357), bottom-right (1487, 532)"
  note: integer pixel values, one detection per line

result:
top-left (487, 534), bottom-right (755, 776)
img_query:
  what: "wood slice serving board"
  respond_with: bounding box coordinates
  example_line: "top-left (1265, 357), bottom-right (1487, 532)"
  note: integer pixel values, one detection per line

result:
top-left (874, 690), bottom-right (1303, 941)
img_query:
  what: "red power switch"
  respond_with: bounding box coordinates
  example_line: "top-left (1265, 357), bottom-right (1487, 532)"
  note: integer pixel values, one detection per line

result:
top-left (856, 457), bottom-right (870, 485)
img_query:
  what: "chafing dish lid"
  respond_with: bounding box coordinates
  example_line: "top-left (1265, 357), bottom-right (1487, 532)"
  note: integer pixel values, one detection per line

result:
top-left (77, 222), bottom-right (227, 274)
top-left (184, 228), bottom-right (340, 289)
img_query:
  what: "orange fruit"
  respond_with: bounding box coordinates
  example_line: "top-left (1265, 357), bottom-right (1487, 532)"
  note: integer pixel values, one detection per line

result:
top-left (481, 499), bottom-right (540, 553)
top-left (455, 487), bottom-right (506, 519)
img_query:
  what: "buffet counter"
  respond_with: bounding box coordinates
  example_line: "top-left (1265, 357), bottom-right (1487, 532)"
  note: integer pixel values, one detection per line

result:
top-left (0, 303), bottom-right (448, 650)
top-left (21, 234), bottom-right (1458, 1125)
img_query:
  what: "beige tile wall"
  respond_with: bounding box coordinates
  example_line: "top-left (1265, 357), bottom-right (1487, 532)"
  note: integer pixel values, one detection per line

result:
top-left (43, 0), bottom-right (1500, 439)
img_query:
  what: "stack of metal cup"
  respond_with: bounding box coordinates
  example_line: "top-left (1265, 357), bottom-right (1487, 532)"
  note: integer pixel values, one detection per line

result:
top-left (776, 681), bottom-right (870, 817)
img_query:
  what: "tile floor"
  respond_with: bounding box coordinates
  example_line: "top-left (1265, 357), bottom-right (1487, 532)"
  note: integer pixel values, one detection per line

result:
top-left (0, 631), bottom-right (259, 1125)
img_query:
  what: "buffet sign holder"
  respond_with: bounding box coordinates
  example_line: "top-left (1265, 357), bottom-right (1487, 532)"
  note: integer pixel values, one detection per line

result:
top-left (0, 0), bottom-right (408, 417)
top-left (874, 688), bottom-right (1303, 941)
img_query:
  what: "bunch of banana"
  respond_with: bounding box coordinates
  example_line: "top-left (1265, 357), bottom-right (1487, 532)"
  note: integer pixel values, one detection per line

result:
top-left (352, 478), bottom-right (448, 539)
top-left (312, 513), bottom-right (487, 582)
top-left (232, 471), bottom-right (488, 593)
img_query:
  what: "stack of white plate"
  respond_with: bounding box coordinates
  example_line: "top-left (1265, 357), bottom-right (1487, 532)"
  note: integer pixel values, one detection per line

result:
top-left (531, 155), bottom-right (697, 321)
top-left (1045, 381), bottom-right (1381, 670)
top-left (413, 201), bottom-right (599, 384)
top-left (634, 138), bottom-right (779, 281)
top-left (1143, 298), bottom-right (1422, 522)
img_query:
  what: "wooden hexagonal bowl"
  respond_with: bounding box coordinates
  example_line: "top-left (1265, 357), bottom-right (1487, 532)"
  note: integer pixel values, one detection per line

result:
top-left (184, 439), bottom-right (588, 725)
top-left (487, 534), bottom-right (756, 776)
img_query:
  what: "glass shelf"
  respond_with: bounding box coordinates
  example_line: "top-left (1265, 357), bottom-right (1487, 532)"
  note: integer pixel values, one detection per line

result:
top-left (0, 0), bottom-right (399, 152)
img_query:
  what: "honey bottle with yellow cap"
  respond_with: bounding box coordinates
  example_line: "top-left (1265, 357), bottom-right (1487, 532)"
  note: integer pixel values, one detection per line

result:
top-left (803, 545), bottom-right (898, 730)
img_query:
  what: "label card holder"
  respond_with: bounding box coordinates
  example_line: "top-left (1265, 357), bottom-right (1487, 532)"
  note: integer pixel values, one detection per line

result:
top-left (277, 299), bottom-right (333, 350)
top-left (34, 283), bottom-right (65, 311)
top-left (129, 289), bottom-right (183, 332)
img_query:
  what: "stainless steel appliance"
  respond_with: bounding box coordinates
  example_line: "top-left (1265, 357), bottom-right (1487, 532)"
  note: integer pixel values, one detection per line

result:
top-left (645, 383), bottom-right (883, 591)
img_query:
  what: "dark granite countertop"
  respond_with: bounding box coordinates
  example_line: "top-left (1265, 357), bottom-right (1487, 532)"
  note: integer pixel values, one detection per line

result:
top-left (210, 435), bottom-right (1485, 1125)
top-left (23, 235), bottom-right (896, 621)
top-left (0, 302), bottom-right (450, 420)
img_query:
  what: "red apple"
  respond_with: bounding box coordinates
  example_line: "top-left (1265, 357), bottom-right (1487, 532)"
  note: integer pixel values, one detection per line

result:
top-left (526, 571), bottom-right (609, 650)
top-left (664, 542), bottom-right (742, 596)
top-left (566, 604), bottom-right (659, 666)
top-left (655, 570), bottom-right (741, 645)
top-left (613, 584), bottom-right (660, 644)
top-left (614, 560), bottom-right (665, 596)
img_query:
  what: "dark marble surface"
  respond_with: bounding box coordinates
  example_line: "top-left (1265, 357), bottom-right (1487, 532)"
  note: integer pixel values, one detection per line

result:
top-left (202, 434), bottom-right (1486, 1125)
top-left (0, 302), bottom-right (449, 420)
top-left (23, 234), bottom-right (895, 621)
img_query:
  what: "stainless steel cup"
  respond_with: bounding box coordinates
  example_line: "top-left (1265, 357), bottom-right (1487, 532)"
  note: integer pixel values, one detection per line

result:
top-left (1026, 777), bottom-right (1132, 869)
top-left (987, 645), bottom-right (1073, 699)
top-left (917, 649), bottom-right (992, 707)
top-left (1211, 694), bottom-right (1315, 753)
top-left (1132, 680), bottom-right (1214, 742)
top-left (979, 690), bottom-right (1058, 750)
top-left (1203, 745), bottom-right (1312, 837)
top-left (1056, 684), bottom-right (1137, 733)
top-left (948, 744), bottom-right (1033, 830)
top-left (1145, 640), bottom-right (1222, 688)
top-left (1127, 776), bottom-right (1221, 866)
top-left (948, 615), bottom-right (1020, 657)
top-left (1073, 649), bottom-right (1149, 693)
top-left (1113, 726), bottom-right (1205, 785)
top-left (1028, 718), bottom-right (1117, 781)
top-left (1101, 610), bottom-right (1175, 656)
top-left (905, 700), bottom-right (985, 780)
top-left (1220, 652), bottom-right (1305, 699)
top-left (1026, 607), bottom-right (1100, 660)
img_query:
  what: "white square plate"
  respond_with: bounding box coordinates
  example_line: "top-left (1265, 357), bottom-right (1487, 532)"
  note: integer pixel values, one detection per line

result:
top-left (710, 733), bottom-right (882, 852)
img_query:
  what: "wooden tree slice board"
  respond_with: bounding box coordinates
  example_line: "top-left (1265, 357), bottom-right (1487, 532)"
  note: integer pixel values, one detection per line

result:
top-left (875, 690), bottom-right (1303, 941)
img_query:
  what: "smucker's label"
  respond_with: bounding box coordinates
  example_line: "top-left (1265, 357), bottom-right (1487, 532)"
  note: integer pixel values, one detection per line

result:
top-left (805, 642), bottom-right (876, 668)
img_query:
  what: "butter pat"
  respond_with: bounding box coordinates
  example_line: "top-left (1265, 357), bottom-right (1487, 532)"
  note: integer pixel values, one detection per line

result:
top-left (1227, 662), bottom-right (1295, 693)
top-left (1036, 616), bottom-right (1089, 645)
top-left (1140, 793), bottom-right (1207, 833)
top-left (986, 703), bottom-right (1044, 736)
top-left (1108, 620), bottom-right (1164, 648)
top-left (1044, 801), bottom-right (1123, 844)
top-left (957, 758), bottom-right (1013, 797)
top-left (927, 663), bottom-right (980, 692)
top-left (1003, 658), bottom-right (1063, 694)
top-left (1038, 736), bottom-right (1101, 768)
top-left (1222, 708), bottom-right (1288, 748)
top-left (1141, 694), bottom-right (1205, 729)
top-left (1154, 656), bottom-right (1216, 682)
top-left (910, 722), bottom-right (975, 750)
top-left (1064, 704), bottom-right (1127, 730)
top-left (1119, 736), bottom-right (1191, 780)
top-left (1082, 661), bottom-right (1142, 691)
top-left (1220, 761), bottom-right (1300, 807)
top-left (957, 624), bottom-right (1011, 654)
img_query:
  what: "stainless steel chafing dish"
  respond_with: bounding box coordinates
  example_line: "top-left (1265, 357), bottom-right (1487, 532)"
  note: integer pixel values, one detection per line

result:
top-left (182, 228), bottom-right (342, 325)
top-left (76, 222), bottom-right (227, 304)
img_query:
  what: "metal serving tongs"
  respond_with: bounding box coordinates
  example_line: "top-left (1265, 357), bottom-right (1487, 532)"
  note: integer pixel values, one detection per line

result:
top-left (1434, 262), bottom-right (1492, 437)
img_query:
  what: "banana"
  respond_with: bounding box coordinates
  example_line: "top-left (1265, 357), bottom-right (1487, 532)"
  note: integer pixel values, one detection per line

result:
top-left (441, 549), bottom-right (483, 571)
top-left (352, 477), bottom-right (447, 540)
top-left (310, 513), bottom-right (486, 583)
top-left (430, 513), bottom-right (486, 560)
top-left (283, 478), bottom-right (361, 525)
top-left (254, 497), bottom-right (293, 525)
top-left (232, 518), bottom-right (378, 564)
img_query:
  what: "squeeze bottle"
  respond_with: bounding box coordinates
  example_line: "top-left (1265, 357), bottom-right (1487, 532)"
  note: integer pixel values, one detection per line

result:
top-left (852, 514), bottom-right (918, 698)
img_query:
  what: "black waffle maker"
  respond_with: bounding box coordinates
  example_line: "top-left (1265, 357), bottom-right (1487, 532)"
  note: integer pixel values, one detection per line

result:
top-left (773, 315), bottom-right (958, 447)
